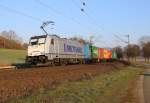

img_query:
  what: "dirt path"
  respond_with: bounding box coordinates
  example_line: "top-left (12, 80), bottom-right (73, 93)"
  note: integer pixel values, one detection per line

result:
top-left (0, 62), bottom-right (124, 102)
top-left (143, 65), bottom-right (150, 103)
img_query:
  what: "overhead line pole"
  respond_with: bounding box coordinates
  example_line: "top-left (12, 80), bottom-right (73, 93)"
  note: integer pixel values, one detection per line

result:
top-left (127, 34), bottom-right (130, 61)
top-left (114, 34), bottom-right (128, 44)
top-left (127, 34), bottom-right (130, 45)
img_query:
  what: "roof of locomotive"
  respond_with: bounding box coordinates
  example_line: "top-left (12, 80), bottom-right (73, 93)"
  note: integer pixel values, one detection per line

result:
top-left (30, 34), bottom-right (90, 45)
top-left (30, 34), bottom-right (61, 39)
top-left (31, 35), bottom-right (47, 39)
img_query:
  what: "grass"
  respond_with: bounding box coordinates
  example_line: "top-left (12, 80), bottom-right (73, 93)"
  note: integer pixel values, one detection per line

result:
top-left (0, 48), bottom-right (26, 65)
top-left (9, 66), bottom-right (142, 103)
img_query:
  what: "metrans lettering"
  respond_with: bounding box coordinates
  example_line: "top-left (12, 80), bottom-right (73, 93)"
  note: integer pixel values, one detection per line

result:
top-left (64, 44), bottom-right (82, 53)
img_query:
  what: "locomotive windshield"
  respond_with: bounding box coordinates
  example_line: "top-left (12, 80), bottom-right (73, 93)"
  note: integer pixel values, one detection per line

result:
top-left (30, 37), bottom-right (46, 45)
top-left (30, 39), bottom-right (38, 45)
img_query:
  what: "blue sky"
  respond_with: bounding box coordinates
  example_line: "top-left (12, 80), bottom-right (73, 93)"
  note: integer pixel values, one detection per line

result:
top-left (0, 0), bottom-right (150, 47)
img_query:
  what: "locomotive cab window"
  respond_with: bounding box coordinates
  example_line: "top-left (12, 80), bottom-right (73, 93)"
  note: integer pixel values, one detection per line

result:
top-left (51, 39), bottom-right (54, 45)
top-left (38, 38), bottom-right (46, 44)
top-left (30, 39), bottom-right (38, 45)
top-left (30, 38), bottom-right (46, 45)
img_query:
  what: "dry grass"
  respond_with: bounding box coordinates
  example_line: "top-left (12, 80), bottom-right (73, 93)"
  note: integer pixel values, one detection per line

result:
top-left (8, 66), bottom-right (142, 103)
top-left (0, 48), bottom-right (26, 65)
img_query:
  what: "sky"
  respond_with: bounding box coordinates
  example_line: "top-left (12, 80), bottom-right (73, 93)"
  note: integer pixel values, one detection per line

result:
top-left (0, 0), bottom-right (150, 47)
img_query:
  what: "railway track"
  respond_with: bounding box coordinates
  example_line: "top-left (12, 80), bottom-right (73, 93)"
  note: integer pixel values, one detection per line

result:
top-left (0, 60), bottom-right (126, 71)
top-left (0, 66), bottom-right (16, 70)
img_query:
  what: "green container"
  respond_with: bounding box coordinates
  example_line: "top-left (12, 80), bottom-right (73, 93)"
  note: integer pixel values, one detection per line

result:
top-left (91, 46), bottom-right (99, 58)
top-left (112, 51), bottom-right (117, 59)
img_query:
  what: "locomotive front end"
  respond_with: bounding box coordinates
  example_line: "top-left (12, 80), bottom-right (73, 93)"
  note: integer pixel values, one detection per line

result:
top-left (26, 35), bottom-right (47, 64)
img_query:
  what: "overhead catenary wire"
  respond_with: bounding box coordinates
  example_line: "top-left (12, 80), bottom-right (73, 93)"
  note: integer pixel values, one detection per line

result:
top-left (71, 0), bottom-right (104, 31)
top-left (71, 0), bottom-right (113, 47)
top-left (73, 0), bottom-right (130, 47)
top-left (0, 4), bottom-right (43, 22)
top-left (79, 0), bottom-right (84, 4)
top-left (0, 1), bottom-right (123, 48)
top-left (113, 34), bottom-right (128, 44)
top-left (34, 0), bottom-right (92, 31)
top-left (0, 0), bottom-right (89, 36)
top-left (90, 35), bottom-right (112, 48)
top-left (74, 0), bottom-right (127, 47)
top-left (95, 40), bottom-right (111, 48)
top-left (35, 0), bottom-right (106, 40)
top-left (79, 1), bottom-right (126, 47)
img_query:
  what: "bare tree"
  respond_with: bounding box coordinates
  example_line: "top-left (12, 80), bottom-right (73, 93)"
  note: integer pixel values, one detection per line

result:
top-left (0, 30), bottom-right (22, 44)
top-left (138, 36), bottom-right (150, 62)
top-left (139, 36), bottom-right (150, 46)
top-left (1, 31), bottom-right (9, 38)
top-left (0, 30), bottom-right (24, 49)
top-left (70, 36), bottom-right (87, 44)
top-left (142, 42), bottom-right (150, 62)
top-left (124, 44), bottom-right (140, 61)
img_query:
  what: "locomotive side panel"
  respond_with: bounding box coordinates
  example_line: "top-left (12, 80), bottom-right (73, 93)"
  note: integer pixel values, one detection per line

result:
top-left (54, 38), bottom-right (84, 59)
top-left (44, 36), bottom-right (84, 64)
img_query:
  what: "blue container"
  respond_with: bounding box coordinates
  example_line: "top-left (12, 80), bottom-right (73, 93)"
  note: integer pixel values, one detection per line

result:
top-left (84, 44), bottom-right (91, 59)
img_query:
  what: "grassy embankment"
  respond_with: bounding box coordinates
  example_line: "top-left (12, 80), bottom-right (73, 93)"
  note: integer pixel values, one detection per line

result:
top-left (0, 48), bottom-right (26, 65)
top-left (9, 66), bottom-right (142, 103)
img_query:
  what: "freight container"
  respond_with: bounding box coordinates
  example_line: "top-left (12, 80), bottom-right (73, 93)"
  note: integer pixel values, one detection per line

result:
top-left (98, 48), bottom-right (104, 59)
top-left (91, 46), bottom-right (99, 59)
top-left (112, 51), bottom-right (117, 59)
top-left (103, 49), bottom-right (112, 59)
top-left (83, 44), bottom-right (91, 59)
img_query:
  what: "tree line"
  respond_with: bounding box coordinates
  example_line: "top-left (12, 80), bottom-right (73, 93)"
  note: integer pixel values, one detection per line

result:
top-left (114, 36), bottom-right (150, 62)
top-left (0, 30), bottom-right (28, 49)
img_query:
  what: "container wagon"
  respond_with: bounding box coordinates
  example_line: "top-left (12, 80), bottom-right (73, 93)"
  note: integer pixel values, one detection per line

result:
top-left (26, 34), bottom-right (118, 66)
top-left (83, 44), bottom-right (91, 63)
top-left (91, 46), bottom-right (99, 62)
